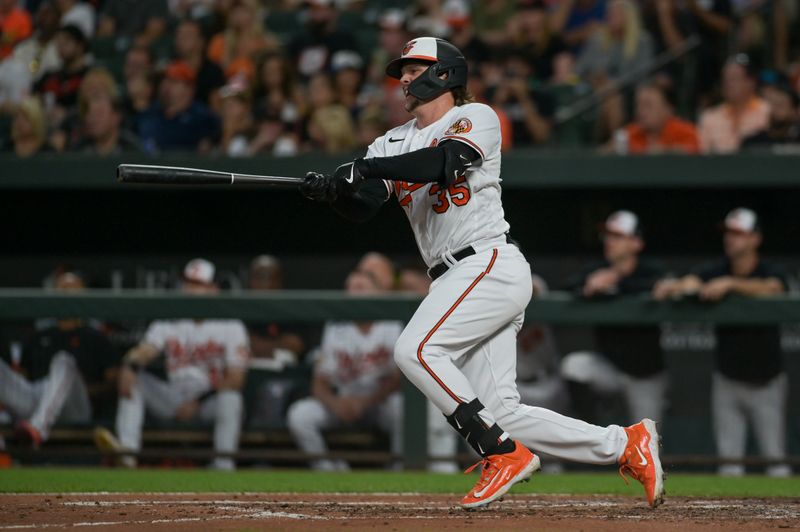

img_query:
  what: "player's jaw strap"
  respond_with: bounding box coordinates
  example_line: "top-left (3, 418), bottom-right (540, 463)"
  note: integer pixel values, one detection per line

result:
top-left (445, 398), bottom-right (510, 457)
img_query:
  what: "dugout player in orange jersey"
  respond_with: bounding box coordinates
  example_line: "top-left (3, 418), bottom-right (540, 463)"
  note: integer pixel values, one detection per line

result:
top-left (300, 37), bottom-right (665, 509)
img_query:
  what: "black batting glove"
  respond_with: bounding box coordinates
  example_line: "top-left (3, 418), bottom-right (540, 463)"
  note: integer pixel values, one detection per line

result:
top-left (300, 172), bottom-right (338, 202)
top-left (333, 159), bottom-right (367, 196)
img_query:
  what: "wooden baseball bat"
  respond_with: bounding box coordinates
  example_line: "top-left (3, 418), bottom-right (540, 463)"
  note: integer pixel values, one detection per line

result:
top-left (117, 164), bottom-right (304, 188)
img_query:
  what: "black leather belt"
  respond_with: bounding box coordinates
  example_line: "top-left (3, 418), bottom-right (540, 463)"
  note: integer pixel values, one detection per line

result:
top-left (428, 234), bottom-right (516, 280)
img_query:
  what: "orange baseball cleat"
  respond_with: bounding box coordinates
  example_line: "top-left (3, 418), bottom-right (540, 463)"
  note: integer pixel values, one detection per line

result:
top-left (619, 418), bottom-right (665, 508)
top-left (461, 440), bottom-right (540, 509)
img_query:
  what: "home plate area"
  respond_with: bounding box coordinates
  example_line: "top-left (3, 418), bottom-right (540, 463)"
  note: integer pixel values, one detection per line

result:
top-left (1, 493), bottom-right (798, 530)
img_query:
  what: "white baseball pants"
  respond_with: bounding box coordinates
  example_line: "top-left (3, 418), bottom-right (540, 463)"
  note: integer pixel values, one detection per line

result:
top-left (712, 372), bottom-right (791, 477)
top-left (394, 242), bottom-right (628, 465)
top-left (287, 393), bottom-right (403, 471)
top-left (116, 372), bottom-right (243, 470)
top-left (0, 352), bottom-right (90, 440)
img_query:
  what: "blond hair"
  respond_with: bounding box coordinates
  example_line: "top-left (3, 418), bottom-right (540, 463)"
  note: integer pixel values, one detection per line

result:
top-left (310, 105), bottom-right (357, 153)
top-left (603, 0), bottom-right (642, 59)
top-left (13, 97), bottom-right (46, 145)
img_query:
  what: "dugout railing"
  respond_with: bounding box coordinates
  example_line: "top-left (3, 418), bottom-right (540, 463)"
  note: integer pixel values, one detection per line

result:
top-left (1, 289), bottom-right (799, 470)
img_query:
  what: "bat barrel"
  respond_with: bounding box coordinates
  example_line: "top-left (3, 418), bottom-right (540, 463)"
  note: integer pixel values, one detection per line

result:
top-left (117, 164), bottom-right (233, 185)
top-left (117, 164), bottom-right (304, 188)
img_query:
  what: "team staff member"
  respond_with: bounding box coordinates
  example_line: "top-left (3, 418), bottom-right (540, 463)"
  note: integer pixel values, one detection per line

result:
top-left (562, 211), bottom-right (667, 424)
top-left (300, 37), bottom-right (664, 508)
top-left (94, 258), bottom-right (250, 471)
top-left (0, 271), bottom-right (117, 448)
top-left (654, 208), bottom-right (792, 477)
top-left (287, 269), bottom-right (403, 471)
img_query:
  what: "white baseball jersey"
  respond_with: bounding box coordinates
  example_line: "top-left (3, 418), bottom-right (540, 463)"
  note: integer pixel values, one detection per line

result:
top-left (144, 319), bottom-right (250, 397)
top-left (316, 321), bottom-right (403, 396)
top-left (366, 102), bottom-right (510, 267)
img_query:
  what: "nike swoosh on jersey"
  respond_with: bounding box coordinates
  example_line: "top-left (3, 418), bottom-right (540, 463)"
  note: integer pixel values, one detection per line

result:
top-left (388, 137), bottom-right (405, 143)
top-left (344, 164), bottom-right (354, 183)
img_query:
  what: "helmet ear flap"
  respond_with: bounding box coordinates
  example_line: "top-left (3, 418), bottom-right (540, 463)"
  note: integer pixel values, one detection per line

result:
top-left (407, 60), bottom-right (468, 101)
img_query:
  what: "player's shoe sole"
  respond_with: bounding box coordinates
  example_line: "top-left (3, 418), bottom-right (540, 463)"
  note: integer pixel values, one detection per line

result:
top-left (462, 447), bottom-right (541, 509)
top-left (643, 419), bottom-right (665, 508)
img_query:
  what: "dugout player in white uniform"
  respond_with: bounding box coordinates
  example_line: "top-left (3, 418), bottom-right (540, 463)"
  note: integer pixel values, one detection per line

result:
top-left (94, 259), bottom-right (250, 471)
top-left (287, 269), bottom-right (403, 471)
top-left (301, 37), bottom-right (665, 508)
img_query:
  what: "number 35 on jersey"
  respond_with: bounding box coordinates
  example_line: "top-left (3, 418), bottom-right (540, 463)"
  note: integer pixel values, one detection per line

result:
top-left (394, 176), bottom-right (472, 214)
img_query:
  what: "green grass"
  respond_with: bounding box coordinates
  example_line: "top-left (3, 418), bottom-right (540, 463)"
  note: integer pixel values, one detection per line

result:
top-left (1, 469), bottom-right (799, 497)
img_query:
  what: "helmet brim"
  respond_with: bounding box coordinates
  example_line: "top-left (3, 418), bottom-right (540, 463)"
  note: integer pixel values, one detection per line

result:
top-left (385, 55), bottom-right (438, 79)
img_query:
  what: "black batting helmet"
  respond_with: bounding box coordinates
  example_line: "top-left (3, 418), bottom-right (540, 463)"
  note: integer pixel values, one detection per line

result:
top-left (385, 37), bottom-right (467, 101)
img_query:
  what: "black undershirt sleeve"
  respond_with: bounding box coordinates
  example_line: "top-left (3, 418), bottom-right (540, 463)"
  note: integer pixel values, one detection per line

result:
top-left (330, 179), bottom-right (389, 222)
top-left (356, 141), bottom-right (480, 183)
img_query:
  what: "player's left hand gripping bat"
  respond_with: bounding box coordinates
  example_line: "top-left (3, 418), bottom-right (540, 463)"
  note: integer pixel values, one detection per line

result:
top-left (117, 164), bottom-right (304, 188)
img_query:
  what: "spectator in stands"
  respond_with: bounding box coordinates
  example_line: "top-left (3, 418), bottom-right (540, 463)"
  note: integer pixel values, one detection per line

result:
top-left (407, 0), bottom-right (450, 38)
top-left (443, 0), bottom-right (491, 67)
top-left (472, 0), bottom-right (516, 47)
top-left (8, 1), bottom-right (61, 83)
top-left (0, 271), bottom-right (118, 449)
top-left (644, 0), bottom-right (734, 109)
top-left (52, 66), bottom-right (119, 151)
top-left (356, 104), bottom-right (387, 148)
top-left (247, 51), bottom-right (303, 156)
top-left (577, 0), bottom-right (655, 140)
top-left (288, 0), bottom-right (360, 80)
top-left (547, 50), bottom-right (593, 146)
top-left (577, 0), bottom-right (654, 80)
top-left (123, 45), bottom-right (153, 84)
top-left (121, 46), bottom-right (155, 131)
top-left (7, 96), bottom-right (47, 157)
top-left (508, 0), bottom-right (566, 82)
top-left (137, 60), bottom-right (220, 153)
top-left (97, 0), bottom-right (169, 49)
top-left (561, 210), bottom-right (668, 425)
top-left (287, 267), bottom-right (403, 471)
top-left (94, 258), bottom-right (250, 471)
top-left (206, 0), bottom-right (277, 79)
top-left (550, 0), bottom-right (606, 49)
top-left (174, 19), bottom-right (225, 109)
top-left (74, 94), bottom-right (140, 155)
top-left (653, 208), bottom-right (791, 477)
top-left (305, 72), bottom-right (357, 153)
top-left (0, 0), bottom-right (33, 60)
top-left (34, 24), bottom-right (89, 123)
top-left (492, 49), bottom-right (555, 146)
top-left (56, 0), bottom-right (94, 39)
top-left (218, 75), bottom-right (256, 157)
top-left (368, 8), bottom-right (409, 90)
top-left (613, 82), bottom-right (700, 154)
top-left (742, 82), bottom-right (800, 148)
top-left (331, 49), bottom-right (365, 119)
top-left (698, 54), bottom-right (770, 153)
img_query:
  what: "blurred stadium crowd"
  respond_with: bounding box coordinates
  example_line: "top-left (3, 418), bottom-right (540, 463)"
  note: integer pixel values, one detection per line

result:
top-left (0, 207), bottom-right (794, 476)
top-left (1, 0), bottom-right (800, 157)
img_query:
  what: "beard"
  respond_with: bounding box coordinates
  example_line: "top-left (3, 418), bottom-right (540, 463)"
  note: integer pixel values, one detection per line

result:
top-left (404, 93), bottom-right (420, 112)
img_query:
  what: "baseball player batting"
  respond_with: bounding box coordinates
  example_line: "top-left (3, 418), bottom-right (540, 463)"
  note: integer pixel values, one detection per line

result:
top-left (300, 37), bottom-right (665, 509)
